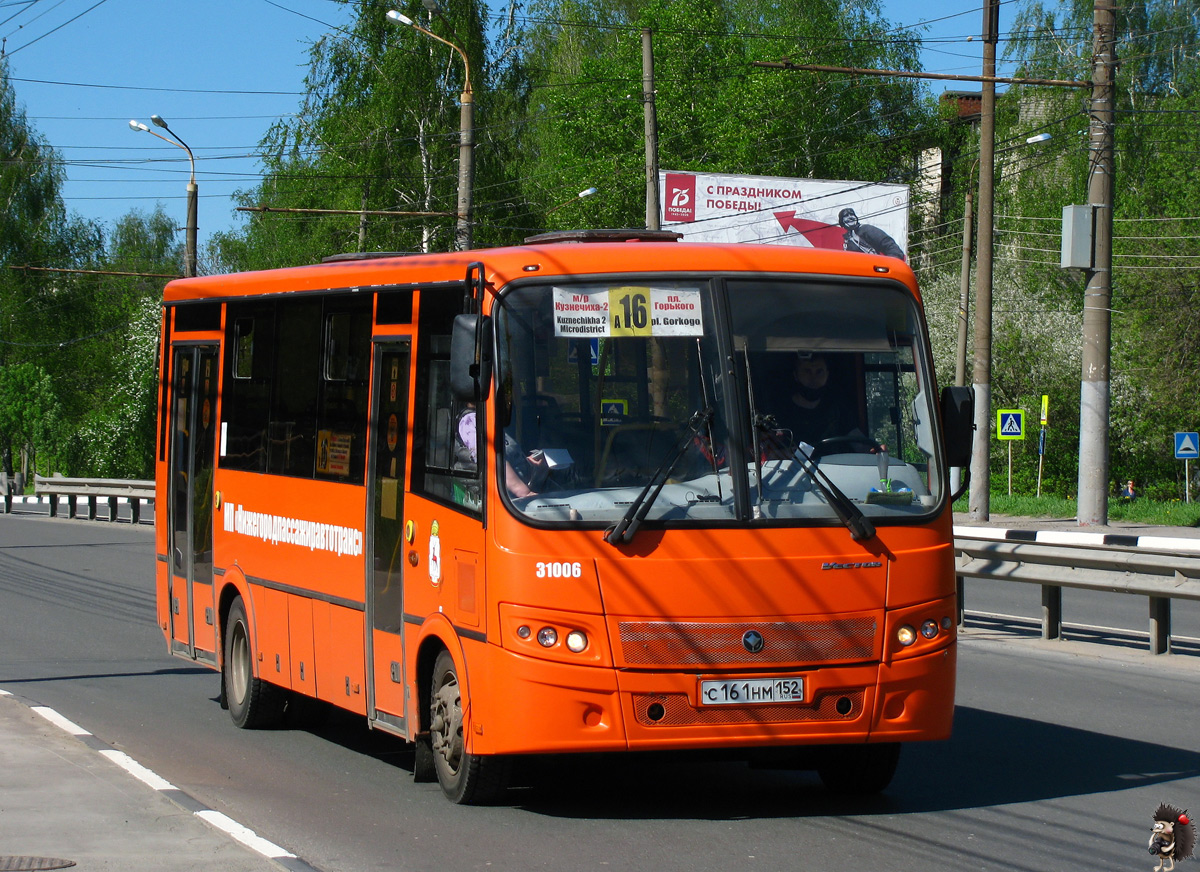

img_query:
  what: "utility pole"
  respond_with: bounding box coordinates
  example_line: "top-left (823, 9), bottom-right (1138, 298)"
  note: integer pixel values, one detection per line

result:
top-left (642, 28), bottom-right (670, 417)
top-left (968, 0), bottom-right (1000, 522)
top-left (643, 29), bottom-right (660, 231)
top-left (956, 188), bottom-right (973, 387)
top-left (1076, 0), bottom-right (1117, 525)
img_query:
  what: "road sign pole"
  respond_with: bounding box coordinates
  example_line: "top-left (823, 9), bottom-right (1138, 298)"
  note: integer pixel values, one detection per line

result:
top-left (1174, 432), bottom-right (1199, 501)
top-left (1003, 443), bottom-right (1012, 498)
top-left (1036, 427), bottom-right (1046, 497)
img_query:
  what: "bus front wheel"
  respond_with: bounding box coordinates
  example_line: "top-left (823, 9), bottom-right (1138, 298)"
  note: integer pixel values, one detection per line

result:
top-left (429, 649), bottom-right (509, 804)
top-left (817, 743), bottom-right (901, 795)
top-left (224, 596), bottom-right (286, 729)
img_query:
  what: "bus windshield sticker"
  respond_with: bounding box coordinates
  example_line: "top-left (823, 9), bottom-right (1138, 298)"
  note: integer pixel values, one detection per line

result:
top-left (552, 287), bottom-right (703, 338)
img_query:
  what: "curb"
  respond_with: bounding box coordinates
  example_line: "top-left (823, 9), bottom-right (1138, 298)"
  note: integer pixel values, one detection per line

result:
top-left (954, 524), bottom-right (1200, 554)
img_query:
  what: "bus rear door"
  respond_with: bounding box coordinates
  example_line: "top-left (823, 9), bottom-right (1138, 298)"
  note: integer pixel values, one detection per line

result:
top-left (366, 341), bottom-right (411, 732)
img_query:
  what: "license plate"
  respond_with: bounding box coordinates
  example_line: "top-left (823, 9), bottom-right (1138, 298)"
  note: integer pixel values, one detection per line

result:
top-left (699, 676), bottom-right (804, 705)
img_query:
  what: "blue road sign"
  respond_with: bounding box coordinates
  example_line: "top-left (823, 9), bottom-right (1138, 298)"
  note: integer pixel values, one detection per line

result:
top-left (1175, 432), bottom-right (1199, 460)
top-left (997, 410), bottom-right (1025, 441)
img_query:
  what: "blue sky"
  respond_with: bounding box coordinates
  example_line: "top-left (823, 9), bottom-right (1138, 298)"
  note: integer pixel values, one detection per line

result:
top-left (4, 0), bottom-right (1023, 255)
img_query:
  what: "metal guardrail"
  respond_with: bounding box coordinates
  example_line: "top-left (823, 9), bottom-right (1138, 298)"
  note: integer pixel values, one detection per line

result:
top-left (20, 475), bottom-right (156, 524)
top-left (955, 529), bottom-right (1200, 655)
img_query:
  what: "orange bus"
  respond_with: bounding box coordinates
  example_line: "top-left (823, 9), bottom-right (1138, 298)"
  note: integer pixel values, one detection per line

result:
top-left (155, 229), bottom-right (973, 804)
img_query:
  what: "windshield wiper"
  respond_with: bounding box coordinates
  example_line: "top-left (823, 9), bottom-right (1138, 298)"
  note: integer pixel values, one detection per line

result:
top-left (604, 407), bottom-right (714, 546)
top-left (755, 416), bottom-right (876, 542)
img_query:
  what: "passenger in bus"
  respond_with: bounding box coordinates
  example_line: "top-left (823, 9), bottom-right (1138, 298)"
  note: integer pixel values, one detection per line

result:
top-left (454, 404), bottom-right (545, 498)
top-left (773, 352), bottom-right (857, 448)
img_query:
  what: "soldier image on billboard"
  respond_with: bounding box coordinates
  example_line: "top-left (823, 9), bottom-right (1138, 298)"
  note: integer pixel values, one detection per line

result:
top-left (838, 208), bottom-right (905, 260)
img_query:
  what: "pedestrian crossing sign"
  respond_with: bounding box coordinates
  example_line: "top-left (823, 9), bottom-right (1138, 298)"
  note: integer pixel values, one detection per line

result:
top-left (997, 409), bottom-right (1025, 440)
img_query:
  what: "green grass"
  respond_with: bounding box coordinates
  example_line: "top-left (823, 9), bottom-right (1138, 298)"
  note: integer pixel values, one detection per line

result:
top-left (952, 494), bottom-right (1200, 527)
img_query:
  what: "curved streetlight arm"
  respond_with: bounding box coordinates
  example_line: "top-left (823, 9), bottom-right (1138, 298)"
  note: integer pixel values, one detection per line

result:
top-left (386, 10), bottom-right (471, 97)
top-left (546, 186), bottom-right (598, 215)
top-left (129, 117), bottom-right (198, 277)
top-left (129, 119), bottom-right (196, 184)
top-left (386, 9), bottom-right (474, 251)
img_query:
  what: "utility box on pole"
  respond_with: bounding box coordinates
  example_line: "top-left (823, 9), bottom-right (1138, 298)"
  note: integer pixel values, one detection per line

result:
top-left (1061, 205), bottom-right (1093, 269)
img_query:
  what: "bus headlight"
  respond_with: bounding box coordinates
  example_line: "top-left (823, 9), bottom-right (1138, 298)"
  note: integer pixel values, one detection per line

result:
top-left (565, 630), bottom-right (588, 653)
top-left (920, 620), bottom-right (939, 639)
top-left (537, 627), bottom-right (558, 648)
top-left (896, 625), bottom-right (917, 647)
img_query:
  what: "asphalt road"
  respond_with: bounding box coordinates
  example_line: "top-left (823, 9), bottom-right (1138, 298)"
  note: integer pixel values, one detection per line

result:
top-left (1, 514), bottom-right (1196, 872)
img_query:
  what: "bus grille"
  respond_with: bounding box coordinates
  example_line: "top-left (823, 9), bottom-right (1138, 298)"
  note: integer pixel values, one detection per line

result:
top-left (631, 690), bottom-right (864, 727)
top-left (617, 618), bottom-right (877, 667)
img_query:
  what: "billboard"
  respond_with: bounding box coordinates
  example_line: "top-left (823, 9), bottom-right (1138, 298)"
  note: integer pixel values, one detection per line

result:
top-left (659, 170), bottom-right (909, 259)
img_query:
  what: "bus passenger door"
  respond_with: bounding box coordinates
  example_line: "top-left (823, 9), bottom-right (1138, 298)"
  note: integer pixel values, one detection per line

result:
top-left (167, 345), bottom-right (219, 661)
top-left (366, 341), bottom-right (411, 731)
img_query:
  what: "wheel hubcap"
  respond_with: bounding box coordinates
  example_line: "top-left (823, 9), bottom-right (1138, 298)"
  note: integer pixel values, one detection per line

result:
top-left (430, 675), bottom-right (463, 773)
top-left (229, 623), bottom-right (249, 704)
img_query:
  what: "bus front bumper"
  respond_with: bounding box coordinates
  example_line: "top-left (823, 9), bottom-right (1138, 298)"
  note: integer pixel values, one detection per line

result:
top-left (465, 641), bottom-right (955, 757)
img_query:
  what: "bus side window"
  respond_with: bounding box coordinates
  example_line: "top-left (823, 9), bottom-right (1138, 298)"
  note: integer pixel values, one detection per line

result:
top-left (411, 289), bottom-right (480, 513)
top-left (222, 303), bottom-right (275, 473)
top-left (317, 301), bottom-right (371, 482)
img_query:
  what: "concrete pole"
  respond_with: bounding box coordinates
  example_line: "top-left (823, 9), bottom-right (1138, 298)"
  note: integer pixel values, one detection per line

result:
top-left (185, 181), bottom-right (198, 278)
top-left (955, 188), bottom-right (974, 387)
top-left (456, 91), bottom-right (475, 251)
top-left (968, 0), bottom-right (1000, 522)
top-left (1076, 0), bottom-right (1116, 524)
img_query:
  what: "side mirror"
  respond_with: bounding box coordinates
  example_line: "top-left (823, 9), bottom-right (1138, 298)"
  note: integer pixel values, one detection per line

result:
top-left (450, 314), bottom-right (492, 402)
top-left (940, 385), bottom-right (975, 468)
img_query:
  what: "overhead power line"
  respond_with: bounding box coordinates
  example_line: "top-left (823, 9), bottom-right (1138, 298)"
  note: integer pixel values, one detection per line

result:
top-left (7, 75), bottom-right (302, 96)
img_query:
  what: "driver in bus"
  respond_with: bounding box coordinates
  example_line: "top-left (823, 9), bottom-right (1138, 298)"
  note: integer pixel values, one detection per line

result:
top-left (773, 352), bottom-right (857, 448)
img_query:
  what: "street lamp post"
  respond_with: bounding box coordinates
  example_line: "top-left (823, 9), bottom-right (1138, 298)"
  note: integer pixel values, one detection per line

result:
top-left (387, 10), bottom-right (474, 252)
top-left (129, 116), bottom-right (197, 277)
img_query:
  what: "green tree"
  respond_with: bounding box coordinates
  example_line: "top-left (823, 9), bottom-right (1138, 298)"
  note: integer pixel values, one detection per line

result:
top-left (0, 58), bottom-right (82, 482)
top-left (515, 0), bottom-right (932, 234)
top-left (56, 207), bottom-right (180, 478)
top-left (918, 0), bottom-right (1200, 498)
top-left (0, 362), bottom-right (60, 484)
top-left (214, 0), bottom-right (508, 268)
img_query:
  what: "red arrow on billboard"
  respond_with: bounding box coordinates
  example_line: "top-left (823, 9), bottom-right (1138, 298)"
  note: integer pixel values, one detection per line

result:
top-left (774, 211), bottom-right (845, 251)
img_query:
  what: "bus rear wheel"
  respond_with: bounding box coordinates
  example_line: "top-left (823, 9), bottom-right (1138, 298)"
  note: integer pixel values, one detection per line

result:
top-left (817, 742), bottom-right (901, 795)
top-left (224, 596), bottom-right (286, 729)
top-left (429, 649), bottom-right (509, 804)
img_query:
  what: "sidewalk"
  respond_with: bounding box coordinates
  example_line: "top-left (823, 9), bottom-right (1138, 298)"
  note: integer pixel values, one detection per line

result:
top-left (0, 690), bottom-right (308, 872)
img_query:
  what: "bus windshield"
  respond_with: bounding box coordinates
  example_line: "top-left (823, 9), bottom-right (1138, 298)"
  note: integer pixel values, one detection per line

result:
top-left (494, 276), bottom-right (943, 528)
